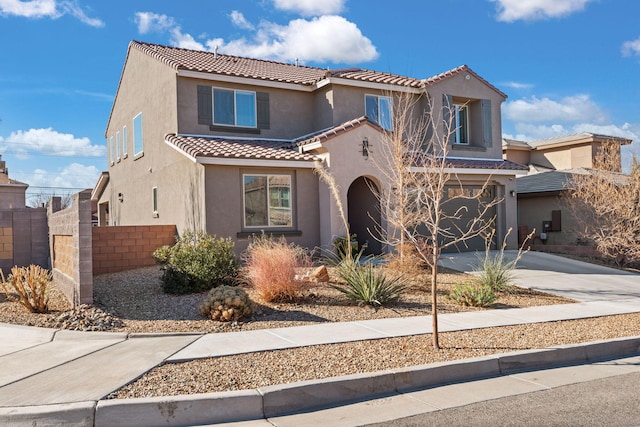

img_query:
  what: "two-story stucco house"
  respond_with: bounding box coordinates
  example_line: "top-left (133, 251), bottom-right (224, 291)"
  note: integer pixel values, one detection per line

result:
top-left (95, 41), bottom-right (527, 255)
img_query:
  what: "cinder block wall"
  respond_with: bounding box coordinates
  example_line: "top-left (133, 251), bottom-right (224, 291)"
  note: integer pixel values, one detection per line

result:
top-left (0, 207), bottom-right (49, 274)
top-left (48, 193), bottom-right (93, 305)
top-left (92, 225), bottom-right (176, 275)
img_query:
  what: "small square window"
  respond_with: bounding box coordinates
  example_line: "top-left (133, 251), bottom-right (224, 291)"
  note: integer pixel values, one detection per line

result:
top-left (243, 174), bottom-right (292, 227)
top-left (213, 88), bottom-right (256, 128)
top-left (365, 94), bottom-right (393, 130)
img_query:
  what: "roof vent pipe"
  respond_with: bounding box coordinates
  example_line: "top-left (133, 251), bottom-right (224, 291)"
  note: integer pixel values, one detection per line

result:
top-left (295, 58), bottom-right (299, 67)
top-left (214, 45), bottom-right (218, 60)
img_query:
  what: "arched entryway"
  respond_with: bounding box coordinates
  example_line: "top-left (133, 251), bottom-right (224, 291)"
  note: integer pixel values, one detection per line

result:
top-left (347, 176), bottom-right (382, 256)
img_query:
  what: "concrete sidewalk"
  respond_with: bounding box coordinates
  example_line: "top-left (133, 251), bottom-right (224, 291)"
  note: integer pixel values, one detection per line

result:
top-left (1, 250), bottom-right (639, 425)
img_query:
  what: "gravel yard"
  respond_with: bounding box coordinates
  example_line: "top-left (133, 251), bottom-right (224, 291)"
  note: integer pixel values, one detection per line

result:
top-left (1, 264), bottom-right (638, 399)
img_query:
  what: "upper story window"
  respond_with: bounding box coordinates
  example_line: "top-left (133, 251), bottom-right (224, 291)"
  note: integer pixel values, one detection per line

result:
top-left (198, 85), bottom-right (270, 133)
top-left (243, 174), bottom-right (292, 228)
top-left (109, 136), bottom-right (114, 165)
top-left (115, 131), bottom-right (121, 161)
top-left (443, 94), bottom-right (492, 148)
top-left (365, 94), bottom-right (393, 130)
top-left (453, 104), bottom-right (469, 144)
top-left (214, 89), bottom-right (256, 128)
top-left (122, 125), bottom-right (128, 158)
top-left (133, 113), bottom-right (143, 157)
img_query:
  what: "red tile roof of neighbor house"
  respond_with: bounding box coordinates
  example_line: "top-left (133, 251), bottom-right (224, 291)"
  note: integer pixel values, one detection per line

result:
top-left (164, 134), bottom-right (317, 162)
top-left (412, 154), bottom-right (529, 171)
top-left (130, 41), bottom-right (502, 93)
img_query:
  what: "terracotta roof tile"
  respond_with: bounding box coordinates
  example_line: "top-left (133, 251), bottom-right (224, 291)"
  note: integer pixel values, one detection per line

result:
top-left (294, 116), bottom-right (381, 147)
top-left (132, 41), bottom-right (328, 86)
top-left (165, 134), bottom-right (316, 162)
top-left (330, 68), bottom-right (423, 88)
top-left (414, 155), bottom-right (528, 171)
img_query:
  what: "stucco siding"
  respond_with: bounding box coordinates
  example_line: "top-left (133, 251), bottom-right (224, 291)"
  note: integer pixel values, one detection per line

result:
top-left (517, 195), bottom-right (578, 245)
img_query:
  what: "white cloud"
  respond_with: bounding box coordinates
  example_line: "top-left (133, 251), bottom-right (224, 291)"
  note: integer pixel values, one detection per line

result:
top-left (22, 163), bottom-right (100, 189)
top-left (502, 81), bottom-right (534, 90)
top-left (490, 0), bottom-right (592, 22)
top-left (622, 37), bottom-right (640, 57)
top-left (505, 122), bottom-right (638, 144)
top-left (272, 0), bottom-right (345, 16)
top-left (199, 15), bottom-right (378, 64)
top-left (0, 128), bottom-right (105, 159)
top-left (0, 0), bottom-right (103, 27)
top-left (503, 95), bottom-right (606, 124)
top-left (135, 11), bottom-right (176, 34)
top-left (229, 10), bottom-right (253, 30)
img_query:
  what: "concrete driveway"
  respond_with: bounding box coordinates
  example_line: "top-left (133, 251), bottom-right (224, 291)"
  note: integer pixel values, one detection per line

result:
top-left (438, 250), bottom-right (640, 302)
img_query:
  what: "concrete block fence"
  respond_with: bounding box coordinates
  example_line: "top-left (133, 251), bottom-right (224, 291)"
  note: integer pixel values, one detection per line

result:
top-left (47, 192), bottom-right (176, 305)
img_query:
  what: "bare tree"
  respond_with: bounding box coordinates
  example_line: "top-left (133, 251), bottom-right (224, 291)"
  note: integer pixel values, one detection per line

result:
top-left (28, 191), bottom-right (72, 209)
top-left (374, 91), bottom-right (500, 349)
top-left (567, 141), bottom-right (640, 266)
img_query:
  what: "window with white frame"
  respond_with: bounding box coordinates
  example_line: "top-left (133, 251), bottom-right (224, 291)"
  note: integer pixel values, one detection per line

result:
top-left (243, 174), bottom-right (292, 227)
top-left (453, 104), bottom-right (469, 144)
top-left (213, 88), bottom-right (257, 128)
top-left (365, 94), bottom-right (393, 130)
top-left (133, 113), bottom-right (143, 156)
top-left (152, 187), bottom-right (158, 217)
top-left (116, 131), bottom-right (121, 161)
top-left (109, 136), bottom-right (114, 165)
top-left (122, 125), bottom-right (128, 158)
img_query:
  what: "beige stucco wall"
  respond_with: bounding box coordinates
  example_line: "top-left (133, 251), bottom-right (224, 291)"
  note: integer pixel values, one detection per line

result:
top-left (530, 144), bottom-right (594, 170)
top-left (517, 194), bottom-right (579, 245)
top-left (105, 46), bottom-right (207, 232)
top-left (424, 72), bottom-right (505, 160)
top-left (177, 77), bottom-right (317, 139)
top-left (203, 164), bottom-right (320, 254)
top-left (316, 125), bottom-right (519, 252)
top-left (503, 149), bottom-right (531, 166)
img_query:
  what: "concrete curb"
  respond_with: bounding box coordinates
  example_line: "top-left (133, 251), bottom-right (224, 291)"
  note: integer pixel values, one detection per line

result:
top-left (2, 335), bottom-right (638, 426)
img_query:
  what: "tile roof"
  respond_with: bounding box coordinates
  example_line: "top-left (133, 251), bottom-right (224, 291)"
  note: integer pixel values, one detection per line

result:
top-left (294, 116), bottom-right (381, 147)
top-left (409, 154), bottom-right (528, 171)
top-left (165, 134), bottom-right (316, 162)
top-left (131, 41), bottom-right (329, 86)
top-left (502, 138), bottom-right (531, 149)
top-left (0, 173), bottom-right (27, 186)
top-left (517, 168), bottom-right (629, 194)
top-left (130, 42), bottom-right (505, 94)
top-left (330, 68), bottom-right (423, 88)
top-left (526, 132), bottom-right (632, 148)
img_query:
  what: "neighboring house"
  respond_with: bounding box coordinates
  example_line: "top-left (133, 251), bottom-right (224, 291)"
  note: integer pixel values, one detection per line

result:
top-left (503, 133), bottom-right (632, 245)
top-left (0, 155), bottom-right (28, 209)
top-left (95, 41), bottom-right (527, 255)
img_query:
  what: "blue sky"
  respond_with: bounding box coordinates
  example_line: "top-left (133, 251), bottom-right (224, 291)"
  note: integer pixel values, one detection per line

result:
top-left (1, 0), bottom-right (639, 205)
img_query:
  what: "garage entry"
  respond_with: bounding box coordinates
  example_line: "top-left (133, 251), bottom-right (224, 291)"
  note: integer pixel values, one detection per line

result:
top-left (440, 185), bottom-right (497, 253)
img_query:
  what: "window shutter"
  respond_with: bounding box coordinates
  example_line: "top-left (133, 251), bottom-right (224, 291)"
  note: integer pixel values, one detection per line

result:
top-left (197, 85), bottom-right (213, 125)
top-left (257, 92), bottom-right (270, 129)
top-left (442, 94), bottom-right (453, 139)
top-left (481, 99), bottom-right (492, 146)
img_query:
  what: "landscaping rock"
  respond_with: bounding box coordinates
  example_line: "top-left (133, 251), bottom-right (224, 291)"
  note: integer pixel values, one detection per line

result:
top-left (54, 305), bottom-right (124, 332)
top-left (310, 266), bottom-right (330, 283)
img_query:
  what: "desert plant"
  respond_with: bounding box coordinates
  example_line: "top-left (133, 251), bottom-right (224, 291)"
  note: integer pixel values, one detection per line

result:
top-left (449, 281), bottom-right (496, 307)
top-left (333, 234), bottom-right (359, 261)
top-left (0, 265), bottom-right (52, 313)
top-left (199, 285), bottom-right (253, 322)
top-left (331, 261), bottom-right (406, 307)
top-left (474, 228), bottom-right (531, 294)
top-left (154, 230), bottom-right (240, 294)
top-left (242, 234), bottom-right (312, 302)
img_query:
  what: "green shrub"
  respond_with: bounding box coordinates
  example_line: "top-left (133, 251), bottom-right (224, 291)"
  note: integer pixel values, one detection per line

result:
top-left (332, 234), bottom-right (359, 261)
top-left (449, 282), bottom-right (496, 307)
top-left (331, 261), bottom-right (406, 307)
top-left (155, 230), bottom-right (240, 294)
top-left (475, 250), bottom-right (516, 293)
top-left (199, 285), bottom-right (253, 322)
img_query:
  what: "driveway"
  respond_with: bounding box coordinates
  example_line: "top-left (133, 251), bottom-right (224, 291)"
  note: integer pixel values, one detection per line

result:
top-left (438, 250), bottom-right (640, 302)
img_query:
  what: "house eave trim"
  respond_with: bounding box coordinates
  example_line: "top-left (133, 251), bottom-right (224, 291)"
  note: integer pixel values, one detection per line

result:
top-left (196, 157), bottom-right (316, 168)
top-left (409, 167), bottom-right (527, 176)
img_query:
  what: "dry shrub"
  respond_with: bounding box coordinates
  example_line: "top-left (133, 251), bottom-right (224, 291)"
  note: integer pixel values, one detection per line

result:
top-left (0, 265), bottom-right (52, 313)
top-left (385, 242), bottom-right (430, 283)
top-left (243, 235), bottom-right (312, 302)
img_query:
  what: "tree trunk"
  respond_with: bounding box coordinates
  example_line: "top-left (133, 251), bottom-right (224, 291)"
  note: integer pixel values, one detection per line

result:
top-left (431, 243), bottom-right (440, 349)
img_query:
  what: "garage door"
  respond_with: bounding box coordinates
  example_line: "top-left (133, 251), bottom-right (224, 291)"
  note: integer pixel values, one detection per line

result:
top-left (440, 185), bottom-right (496, 253)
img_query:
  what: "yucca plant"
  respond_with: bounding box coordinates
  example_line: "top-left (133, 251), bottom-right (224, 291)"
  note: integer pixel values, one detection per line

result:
top-left (0, 265), bottom-right (52, 313)
top-left (331, 261), bottom-right (406, 307)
